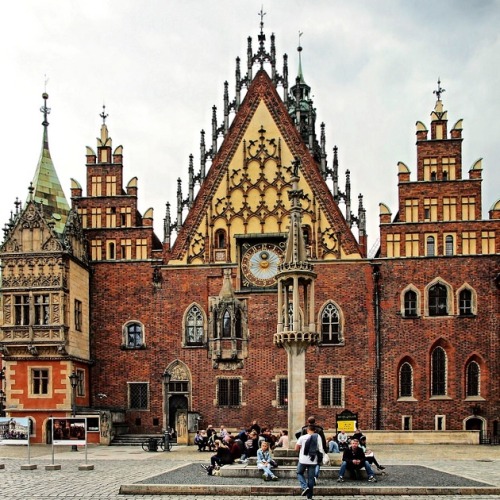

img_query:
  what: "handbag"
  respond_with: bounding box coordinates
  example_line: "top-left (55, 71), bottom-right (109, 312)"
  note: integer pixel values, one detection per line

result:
top-left (322, 453), bottom-right (331, 465)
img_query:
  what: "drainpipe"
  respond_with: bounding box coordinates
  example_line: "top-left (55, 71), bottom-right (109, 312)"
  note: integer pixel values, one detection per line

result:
top-left (372, 264), bottom-right (382, 429)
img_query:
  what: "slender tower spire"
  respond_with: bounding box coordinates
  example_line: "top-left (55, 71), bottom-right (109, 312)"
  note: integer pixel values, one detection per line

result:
top-left (30, 91), bottom-right (70, 233)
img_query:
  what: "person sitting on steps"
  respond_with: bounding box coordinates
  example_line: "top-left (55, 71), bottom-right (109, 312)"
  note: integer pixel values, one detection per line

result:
top-left (337, 437), bottom-right (377, 483)
top-left (257, 441), bottom-right (279, 481)
top-left (359, 435), bottom-right (385, 471)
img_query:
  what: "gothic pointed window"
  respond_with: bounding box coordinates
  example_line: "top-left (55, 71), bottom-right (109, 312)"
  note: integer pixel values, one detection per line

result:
top-left (459, 289), bottom-right (473, 316)
top-left (428, 283), bottom-right (448, 316)
top-left (466, 361), bottom-right (480, 397)
top-left (431, 347), bottom-right (447, 396)
top-left (222, 309), bottom-right (231, 338)
top-left (235, 309), bottom-right (243, 339)
top-left (399, 362), bottom-right (413, 398)
top-left (320, 302), bottom-right (342, 345)
top-left (403, 290), bottom-right (418, 317)
top-left (185, 305), bottom-right (204, 346)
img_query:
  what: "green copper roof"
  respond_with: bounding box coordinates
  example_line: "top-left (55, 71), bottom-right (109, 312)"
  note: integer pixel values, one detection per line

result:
top-left (30, 126), bottom-right (70, 234)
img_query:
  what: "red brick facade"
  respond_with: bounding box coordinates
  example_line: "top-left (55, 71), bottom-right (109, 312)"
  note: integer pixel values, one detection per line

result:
top-left (2, 28), bottom-right (498, 444)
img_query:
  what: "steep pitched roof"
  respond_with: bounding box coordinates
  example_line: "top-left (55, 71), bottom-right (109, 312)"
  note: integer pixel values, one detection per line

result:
top-left (169, 69), bottom-right (361, 261)
top-left (29, 95), bottom-right (70, 234)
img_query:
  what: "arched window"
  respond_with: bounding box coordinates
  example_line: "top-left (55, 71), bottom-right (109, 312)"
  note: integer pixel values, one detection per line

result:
top-left (445, 235), bottom-right (454, 256)
top-left (466, 361), bottom-right (480, 397)
top-left (431, 347), bottom-right (447, 396)
top-left (426, 236), bottom-right (435, 256)
top-left (126, 322), bottom-right (144, 348)
top-left (459, 289), bottom-right (473, 316)
top-left (428, 283), bottom-right (448, 316)
top-left (215, 229), bottom-right (226, 249)
top-left (222, 309), bottom-right (231, 338)
top-left (399, 362), bottom-right (413, 397)
top-left (185, 305), bottom-right (204, 346)
top-left (235, 309), bottom-right (242, 339)
top-left (403, 290), bottom-right (418, 317)
top-left (320, 302), bottom-right (342, 345)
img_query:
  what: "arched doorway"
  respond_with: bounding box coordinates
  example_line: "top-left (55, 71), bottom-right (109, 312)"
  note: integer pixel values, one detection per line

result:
top-left (163, 360), bottom-right (192, 438)
top-left (169, 394), bottom-right (188, 433)
top-left (465, 417), bottom-right (483, 431)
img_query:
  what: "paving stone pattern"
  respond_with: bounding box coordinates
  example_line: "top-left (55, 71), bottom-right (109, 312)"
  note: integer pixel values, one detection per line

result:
top-left (0, 443), bottom-right (499, 499)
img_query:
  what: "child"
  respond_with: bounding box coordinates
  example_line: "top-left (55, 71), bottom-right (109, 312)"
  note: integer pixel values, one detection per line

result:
top-left (257, 441), bottom-right (278, 481)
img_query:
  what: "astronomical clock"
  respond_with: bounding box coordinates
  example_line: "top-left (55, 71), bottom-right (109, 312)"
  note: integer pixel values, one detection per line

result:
top-left (240, 240), bottom-right (285, 289)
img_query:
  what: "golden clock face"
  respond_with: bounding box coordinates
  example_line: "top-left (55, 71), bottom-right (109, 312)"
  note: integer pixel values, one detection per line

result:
top-left (241, 243), bottom-right (283, 288)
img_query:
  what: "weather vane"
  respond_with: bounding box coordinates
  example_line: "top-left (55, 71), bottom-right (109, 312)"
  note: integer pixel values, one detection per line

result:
top-left (298, 30), bottom-right (303, 53)
top-left (100, 104), bottom-right (109, 124)
top-left (433, 78), bottom-right (445, 101)
top-left (258, 5), bottom-right (266, 30)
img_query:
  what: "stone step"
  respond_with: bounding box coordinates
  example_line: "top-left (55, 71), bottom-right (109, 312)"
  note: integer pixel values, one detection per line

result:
top-left (220, 464), bottom-right (375, 480)
top-left (110, 434), bottom-right (178, 446)
top-left (244, 453), bottom-right (342, 467)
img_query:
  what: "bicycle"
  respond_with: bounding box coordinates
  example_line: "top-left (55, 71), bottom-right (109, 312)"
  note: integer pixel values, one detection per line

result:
top-left (141, 437), bottom-right (166, 452)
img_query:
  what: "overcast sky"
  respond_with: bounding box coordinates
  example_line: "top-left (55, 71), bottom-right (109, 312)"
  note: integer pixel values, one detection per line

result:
top-left (2, 0), bottom-right (499, 252)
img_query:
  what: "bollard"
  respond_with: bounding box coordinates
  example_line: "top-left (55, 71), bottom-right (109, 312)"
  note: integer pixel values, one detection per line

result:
top-left (148, 437), bottom-right (158, 452)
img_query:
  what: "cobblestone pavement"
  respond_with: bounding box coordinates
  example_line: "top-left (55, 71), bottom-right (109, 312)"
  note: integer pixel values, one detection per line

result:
top-left (0, 443), bottom-right (499, 499)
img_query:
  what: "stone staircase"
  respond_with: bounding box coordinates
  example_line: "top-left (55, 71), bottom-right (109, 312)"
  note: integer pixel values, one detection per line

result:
top-left (110, 433), bottom-right (177, 447)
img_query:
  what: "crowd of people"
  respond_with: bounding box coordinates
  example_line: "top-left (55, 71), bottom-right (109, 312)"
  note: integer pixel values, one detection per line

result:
top-left (197, 418), bottom-right (386, 499)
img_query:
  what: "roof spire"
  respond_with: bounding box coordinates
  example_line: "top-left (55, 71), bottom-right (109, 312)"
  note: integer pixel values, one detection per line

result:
top-left (100, 104), bottom-right (109, 124)
top-left (433, 78), bottom-right (445, 101)
top-left (258, 5), bottom-right (266, 36)
top-left (29, 91), bottom-right (70, 233)
top-left (40, 86), bottom-right (51, 148)
top-left (297, 31), bottom-right (304, 82)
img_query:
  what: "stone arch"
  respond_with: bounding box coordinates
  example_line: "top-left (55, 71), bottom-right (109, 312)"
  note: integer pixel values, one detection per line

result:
top-left (396, 355), bottom-right (417, 400)
top-left (182, 302), bottom-right (208, 347)
top-left (456, 282), bottom-right (477, 316)
top-left (400, 284), bottom-right (420, 317)
top-left (463, 415), bottom-right (485, 433)
top-left (317, 300), bottom-right (345, 345)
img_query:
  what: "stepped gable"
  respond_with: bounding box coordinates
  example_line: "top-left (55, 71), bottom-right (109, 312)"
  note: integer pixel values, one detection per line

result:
top-left (169, 69), bottom-right (361, 262)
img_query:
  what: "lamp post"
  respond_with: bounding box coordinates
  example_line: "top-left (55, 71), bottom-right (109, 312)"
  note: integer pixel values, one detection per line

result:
top-left (0, 366), bottom-right (6, 417)
top-left (162, 370), bottom-right (172, 450)
top-left (68, 371), bottom-right (79, 452)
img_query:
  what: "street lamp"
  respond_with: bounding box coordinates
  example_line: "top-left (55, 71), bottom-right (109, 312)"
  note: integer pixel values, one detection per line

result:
top-left (68, 371), bottom-right (79, 452)
top-left (162, 370), bottom-right (172, 450)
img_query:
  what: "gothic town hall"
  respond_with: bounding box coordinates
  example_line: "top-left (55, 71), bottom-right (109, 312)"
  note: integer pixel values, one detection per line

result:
top-left (0, 22), bottom-right (498, 445)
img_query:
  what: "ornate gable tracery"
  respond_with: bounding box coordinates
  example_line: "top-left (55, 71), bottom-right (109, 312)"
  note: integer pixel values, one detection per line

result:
top-left (169, 71), bottom-right (360, 265)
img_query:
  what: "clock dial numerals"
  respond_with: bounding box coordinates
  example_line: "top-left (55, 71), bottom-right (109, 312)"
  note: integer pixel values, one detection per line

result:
top-left (241, 243), bottom-right (283, 287)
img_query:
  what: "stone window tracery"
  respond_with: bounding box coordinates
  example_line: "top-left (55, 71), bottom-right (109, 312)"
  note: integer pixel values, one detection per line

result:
top-left (319, 302), bottom-right (342, 345)
top-left (184, 305), bottom-right (205, 346)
